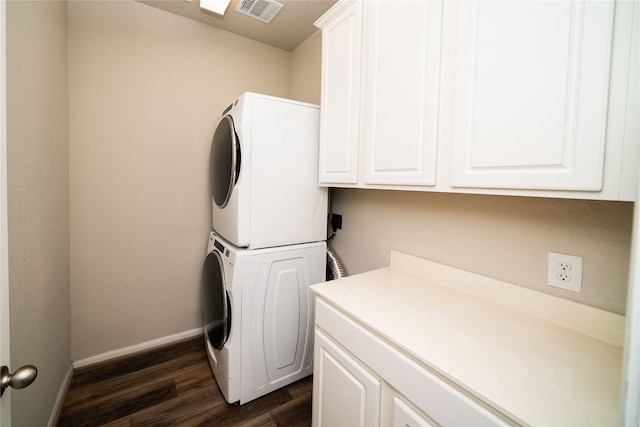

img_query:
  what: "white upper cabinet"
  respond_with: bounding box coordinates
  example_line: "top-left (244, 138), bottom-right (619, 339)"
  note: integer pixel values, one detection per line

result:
top-left (362, 0), bottom-right (443, 185)
top-left (316, 1), bottom-right (362, 184)
top-left (449, 1), bottom-right (614, 191)
top-left (315, 0), bottom-right (638, 201)
top-left (315, 0), bottom-right (443, 187)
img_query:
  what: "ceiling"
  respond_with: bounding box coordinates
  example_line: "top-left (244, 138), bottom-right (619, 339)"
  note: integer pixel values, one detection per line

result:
top-left (139, 0), bottom-right (337, 52)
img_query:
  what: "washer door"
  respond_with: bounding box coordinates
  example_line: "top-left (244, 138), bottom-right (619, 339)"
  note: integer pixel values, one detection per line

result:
top-left (202, 251), bottom-right (231, 350)
top-left (210, 115), bottom-right (241, 209)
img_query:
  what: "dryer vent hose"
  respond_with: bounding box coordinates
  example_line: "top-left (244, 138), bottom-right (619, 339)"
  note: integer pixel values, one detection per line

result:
top-left (326, 246), bottom-right (347, 281)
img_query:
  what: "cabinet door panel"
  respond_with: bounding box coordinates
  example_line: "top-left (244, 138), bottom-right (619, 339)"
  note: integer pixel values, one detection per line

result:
top-left (318, 2), bottom-right (362, 184)
top-left (312, 330), bottom-right (381, 427)
top-left (450, 0), bottom-right (614, 190)
top-left (393, 396), bottom-right (436, 427)
top-left (364, 0), bottom-right (443, 185)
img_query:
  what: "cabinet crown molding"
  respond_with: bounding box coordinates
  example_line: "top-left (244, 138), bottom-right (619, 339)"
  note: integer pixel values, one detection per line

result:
top-left (314, 0), bottom-right (358, 29)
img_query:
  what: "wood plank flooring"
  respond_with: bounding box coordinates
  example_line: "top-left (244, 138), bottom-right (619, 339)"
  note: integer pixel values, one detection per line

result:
top-left (57, 337), bottom-right (313, 427)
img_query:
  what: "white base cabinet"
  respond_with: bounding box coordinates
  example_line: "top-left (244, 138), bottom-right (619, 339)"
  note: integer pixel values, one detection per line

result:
top-left (313, 327), bottom-right (438, 427)
top-left (311, 253), bottom-right (623, 425)
top-left (312, 299), bottom-right (513, 427)
top-left (312, 330), bottom-right (381, 427)
top-left (390, 395), bottom-right (435, 427)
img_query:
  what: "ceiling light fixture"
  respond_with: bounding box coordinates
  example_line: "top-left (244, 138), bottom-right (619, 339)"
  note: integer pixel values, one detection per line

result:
top-left (200, 0), bottom-right (231, 16)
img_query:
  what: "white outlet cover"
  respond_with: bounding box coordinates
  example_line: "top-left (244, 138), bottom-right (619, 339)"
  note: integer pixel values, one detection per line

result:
top-left (547, 252), bottom-right (583, 292)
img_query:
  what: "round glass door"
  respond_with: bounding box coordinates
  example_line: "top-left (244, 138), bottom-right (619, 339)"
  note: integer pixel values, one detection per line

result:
top-left (210, 115), bottom-right (240, 208)
top-left (202, 251), bottom-right (231, 350)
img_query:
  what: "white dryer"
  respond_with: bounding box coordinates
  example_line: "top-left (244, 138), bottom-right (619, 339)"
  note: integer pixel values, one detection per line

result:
top-left (210, 92), bottom-right (328, 249)
top-left (202, 231), bottom-right (326, 405)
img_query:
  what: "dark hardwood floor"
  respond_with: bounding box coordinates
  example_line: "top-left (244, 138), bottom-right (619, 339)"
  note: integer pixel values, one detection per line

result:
top-left (57, 337), bottom-right (313, 427)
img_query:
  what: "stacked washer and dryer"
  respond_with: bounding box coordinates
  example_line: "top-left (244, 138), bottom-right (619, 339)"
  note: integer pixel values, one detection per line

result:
top-left (202, 92), bottom-right (328, 405)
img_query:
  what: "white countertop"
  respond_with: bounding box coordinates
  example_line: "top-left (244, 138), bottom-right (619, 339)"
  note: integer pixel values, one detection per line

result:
top-left (311, 251), bottom-right (624, 426)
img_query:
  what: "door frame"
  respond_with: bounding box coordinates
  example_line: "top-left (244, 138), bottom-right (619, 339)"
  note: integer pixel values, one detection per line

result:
top-left (1, 0), bottom-right (12, 424)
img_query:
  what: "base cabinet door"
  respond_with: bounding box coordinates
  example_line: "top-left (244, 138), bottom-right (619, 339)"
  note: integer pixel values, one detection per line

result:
top-left (312, 330), bottom-right (381, 427)
top-left (391, 395), bottom-right (436, 427)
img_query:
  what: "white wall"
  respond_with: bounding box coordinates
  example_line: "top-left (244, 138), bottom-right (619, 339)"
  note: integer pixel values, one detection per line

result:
top-left (68, 0), bottom-right (292, 360)
top-left (6, 1), bottom-right (70, 426)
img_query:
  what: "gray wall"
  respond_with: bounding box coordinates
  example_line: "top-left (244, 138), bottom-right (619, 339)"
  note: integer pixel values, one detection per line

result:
top-left (329, 190), bottom-right (632, 315)
top-left (68, 0), bottom-right (293, 360)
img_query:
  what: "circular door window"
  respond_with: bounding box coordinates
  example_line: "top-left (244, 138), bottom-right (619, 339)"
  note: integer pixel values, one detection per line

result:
top-left (210, 116), bottom-right (240, 208)
top-left (202, 251), bottom-right (231, 350)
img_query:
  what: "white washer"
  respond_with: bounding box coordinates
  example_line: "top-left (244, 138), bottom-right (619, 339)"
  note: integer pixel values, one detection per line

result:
top-left (210, 92), bottom-right (328, 249)
top-left (202, 231), bottom-right (326, 405)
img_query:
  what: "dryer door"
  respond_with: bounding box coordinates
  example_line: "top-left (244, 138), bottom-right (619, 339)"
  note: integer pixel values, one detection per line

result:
top-left (202, 251), bottom-right (231, 350)
top-left (210, 115), bottom-right (241, 209)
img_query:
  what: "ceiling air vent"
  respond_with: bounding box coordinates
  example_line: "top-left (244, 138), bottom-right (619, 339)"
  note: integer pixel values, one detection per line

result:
top-left (236, 0), bottom-right (283, 23)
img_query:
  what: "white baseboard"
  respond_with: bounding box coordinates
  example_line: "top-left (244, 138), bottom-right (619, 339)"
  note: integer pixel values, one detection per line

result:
top-left (72, 327), bottom-right (204, 369)
top-left (48, 364), bottom-right (74, 427)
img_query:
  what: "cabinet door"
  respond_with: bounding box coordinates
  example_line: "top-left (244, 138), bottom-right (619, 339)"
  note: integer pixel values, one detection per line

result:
top-left (363, 0), bottom-right (443, 186)
top-left (312, 329), bottom-right (381, 427)
top-left (318, 1), bottom-right (362, 184)
top-left (392, 396), bottom-right (436, 427)
top-left (450, 0), bottom-right (615, 191)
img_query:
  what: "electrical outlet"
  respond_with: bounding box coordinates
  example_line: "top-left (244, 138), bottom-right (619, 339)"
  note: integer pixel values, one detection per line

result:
top-left (547, 252), bottom-right (583, 292)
